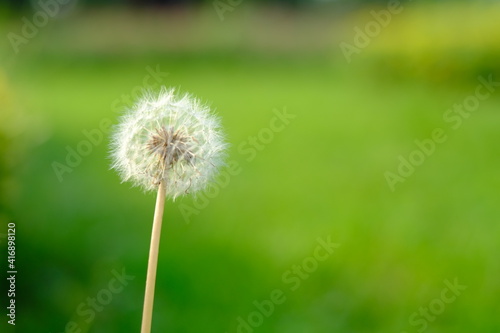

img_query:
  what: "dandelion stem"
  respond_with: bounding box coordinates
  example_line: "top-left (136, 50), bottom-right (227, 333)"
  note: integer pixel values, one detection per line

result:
top-left (141, 181), bottom-right (166, 333)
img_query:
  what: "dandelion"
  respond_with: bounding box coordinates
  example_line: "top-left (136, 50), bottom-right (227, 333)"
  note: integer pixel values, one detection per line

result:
top-left (111, 87), bottom-right (227, 198)
top-left (110, 87), bottom-right (227, 333)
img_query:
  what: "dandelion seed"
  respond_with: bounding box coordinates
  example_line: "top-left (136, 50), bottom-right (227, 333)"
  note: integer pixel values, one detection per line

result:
top-left (110, 87), bottom-right (227, 199)
top-left (110, 87), bottom-right (227, 333)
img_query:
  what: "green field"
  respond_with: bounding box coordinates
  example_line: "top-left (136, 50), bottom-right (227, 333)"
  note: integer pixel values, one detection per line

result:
top-left (2, 4), bottom-right (500, 333)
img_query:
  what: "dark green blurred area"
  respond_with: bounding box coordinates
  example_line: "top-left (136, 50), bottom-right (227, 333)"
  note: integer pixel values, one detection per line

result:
top-left (1, 1), bottom-right (500, 333)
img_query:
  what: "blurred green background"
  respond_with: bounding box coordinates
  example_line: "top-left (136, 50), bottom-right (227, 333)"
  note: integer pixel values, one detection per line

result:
top-left (1, 0), bottom-right (500, 332)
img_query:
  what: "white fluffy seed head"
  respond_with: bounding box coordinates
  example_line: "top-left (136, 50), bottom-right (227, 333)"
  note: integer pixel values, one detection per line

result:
top-left (110, 87), bottom-right (228, 199)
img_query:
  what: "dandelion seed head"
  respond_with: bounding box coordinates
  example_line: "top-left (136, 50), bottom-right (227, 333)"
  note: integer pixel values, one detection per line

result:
top-left (110, 87), bottom-right (227, 199)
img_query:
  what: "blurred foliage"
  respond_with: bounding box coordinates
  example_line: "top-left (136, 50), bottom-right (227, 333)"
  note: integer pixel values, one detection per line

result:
top-left (360, 2), bottom-right (500, 82)
top-left (0, 0), bottom-right (433, 11)
top-left (0, 70), bottom-right (21, 218)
